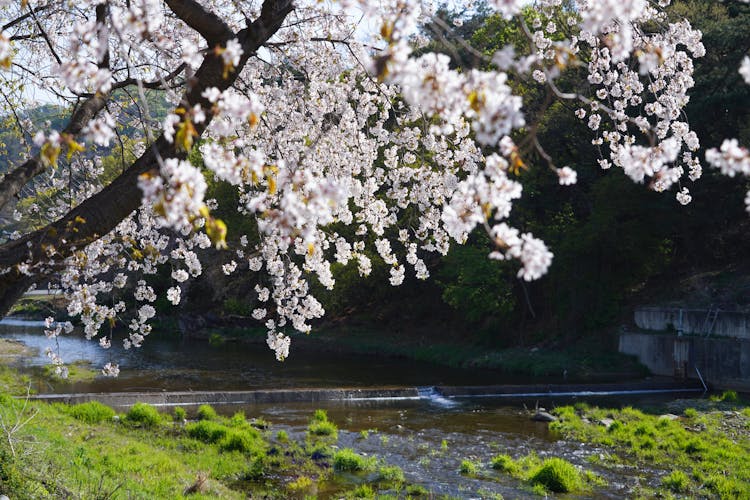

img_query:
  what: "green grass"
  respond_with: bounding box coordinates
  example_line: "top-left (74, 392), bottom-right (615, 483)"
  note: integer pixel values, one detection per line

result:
top-left (124, 402), bottom-right (164, 427)
top-left (333, 448), bottom-right (376, 472)
top-left (307, 409), bottom-right (338, 439)
top-left (490, 454), bottom-right (518, 474)
top-left (459, 459), bottom-right (480, 476)
top-left (662, 470), bottom-right (690, 493)
top-left (0, 393), bottom-right (424, 499)
top-left (377, 464), bottom-right (405, 484)
top-left (550, 403), bottom-right (750, 498)
top-left (0, 367), bottom-right (435, 499)
top-left (173, 406), bottom-right (187, 421)
top-left (64, 401), bottom-right (116, 424)
top-left (529, 458), bottom-right (584, 493)
top-left (187, 420), bottom-right (229, 442)
top-left (0, 365), bottom-right (33, 395)
top-left (711, 390), bottom-right (740, 403)
top-left (197, 404), bottom-right (218, 421)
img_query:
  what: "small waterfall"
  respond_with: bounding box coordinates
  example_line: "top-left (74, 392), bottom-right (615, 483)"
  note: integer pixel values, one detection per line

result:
top-left (418, 386), bottom-right (458, 407)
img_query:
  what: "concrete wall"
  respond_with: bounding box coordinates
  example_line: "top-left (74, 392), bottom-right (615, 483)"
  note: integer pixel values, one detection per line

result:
top-left (634, 307), bottom-right (750, 340)
top-left (619, 332), bottom-right (750, 391)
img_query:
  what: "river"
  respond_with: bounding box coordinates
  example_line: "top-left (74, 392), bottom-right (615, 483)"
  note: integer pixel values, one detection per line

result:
top-left (0, 319), bottom-right (705, 498)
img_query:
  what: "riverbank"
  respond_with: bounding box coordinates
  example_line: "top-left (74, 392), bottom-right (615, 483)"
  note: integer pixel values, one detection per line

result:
top-left (1, 362), bottom-right (748, 498)
top-left (188, 324), bottom-right (648, 382)
top-left (5, 291), bottom-right (649, 382)
top-left (549, 394), bottom-right (750, 498)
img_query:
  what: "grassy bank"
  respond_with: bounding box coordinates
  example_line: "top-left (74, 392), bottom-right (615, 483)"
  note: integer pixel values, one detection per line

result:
top-left (0, 350), bottom-right (425, 498)
top-left (0, 395), bottom-right (426, 498)
top-left (548, 395), bottom-right (750, 498)
top-left (1, 352), bottom-right (749, 498)
top-left (434, 395), bottom-right (750, 498)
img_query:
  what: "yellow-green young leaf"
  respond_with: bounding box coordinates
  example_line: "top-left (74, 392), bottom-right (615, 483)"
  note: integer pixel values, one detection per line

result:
top-left (206, 217), bottom-right (228, 249)
top-left (41, 142), bottom-right (61, 167)
top-left (175, 119), bottom-right (197, 152)
top-left (66, 139), bottom-right (85, 161)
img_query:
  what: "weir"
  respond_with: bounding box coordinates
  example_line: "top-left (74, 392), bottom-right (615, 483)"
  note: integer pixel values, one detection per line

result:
top-left (28, 380), bottom-right (703, 409)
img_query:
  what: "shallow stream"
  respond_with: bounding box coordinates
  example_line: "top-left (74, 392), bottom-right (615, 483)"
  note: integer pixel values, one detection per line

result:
top-left (0, 319), bottom-right (700, 498)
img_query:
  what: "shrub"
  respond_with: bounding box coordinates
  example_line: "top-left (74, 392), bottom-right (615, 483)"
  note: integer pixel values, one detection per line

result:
top-left (173, 407), bottom-right (187, 421)
top-left (208, 333), bottom-right (225, 346)
top-left (459, 459), bottom-right (479, 476)
top-left (348, 484), bottom-right (374, 498)
top-left (243, 456), bottom-right (265, 480)
top-left (720, 390), bottom-right (739, 403)
top-left (124, 403), bottom-right (162, 427)
top-left (633, 423), bottom-right (655, 437)
top-left (229, 411), bottom-right (247, 427)
top-left (405, 484), bottom-right (429, 496)
top-left (249, 417), bottom-right (269, 429)
top-left (683, 438), bottom-right (707, 455)
top-left (307, 410), bottom-right (338, 438)
top-left (490, 454), bottom-right (518, 474)
top-left (308, 419), bottom-right (338, 438)
top-left (663, 470), bottom-right (690, 493)
top-left (312, 409), bottom-right (328, 422)
top-left (530, 458), bottom-right (584, 493)
top-left (308, 442), bottom-right (333, 460)
top-left (66, 401), bottom-right (115, 424)
top-left (186, 420), bottom-right (228, 443)
top-left (219, 428), bottom-right (262, 454)
top-left (197, 404), bottom-right (218, 421)
top-left (706, 473), bottom-right (743, 498)
top-left (333, 448), bottom-right (374, 472)
top-left (607, 420), bottom-right (624, 433)
top-left (378, 465), bottom-right (405, 483)
top-left (276, 430), bottom-right (288, 443)
top-left (684, 408), bottom-right (698, 418)
top-left (287, 475), bottom-right (313, 493)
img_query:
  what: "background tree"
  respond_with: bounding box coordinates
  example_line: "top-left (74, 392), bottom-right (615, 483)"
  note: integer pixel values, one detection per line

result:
top-left (0, 0), bottom-right (748, 373)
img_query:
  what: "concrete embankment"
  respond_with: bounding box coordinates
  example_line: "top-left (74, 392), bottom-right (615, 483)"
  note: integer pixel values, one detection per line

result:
top-left (438, 380), bottom-right (703, 398)
top-left (28, 381), bottom-right (703, 409)
top-left (620, 332), bottom-right (750, 392)
top-left (635, 307), bottom-right (750, 339)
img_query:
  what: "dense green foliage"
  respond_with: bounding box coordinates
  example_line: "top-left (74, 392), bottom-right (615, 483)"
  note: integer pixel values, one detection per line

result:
top-left (310, 0), bottom-right (750, 347)
top-left (4, 1), bottom-right (749, 356)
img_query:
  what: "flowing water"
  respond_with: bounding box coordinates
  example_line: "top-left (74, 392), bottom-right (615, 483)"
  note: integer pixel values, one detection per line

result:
top-left (0, 319), bottom-right (698, 498)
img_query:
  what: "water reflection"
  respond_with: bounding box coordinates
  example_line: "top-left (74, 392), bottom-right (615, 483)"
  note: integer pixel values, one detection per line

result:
top-left (1, 320), bottom-right (516, 393)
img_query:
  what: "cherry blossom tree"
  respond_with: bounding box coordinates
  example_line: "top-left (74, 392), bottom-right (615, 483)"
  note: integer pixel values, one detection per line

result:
top-left (0, 0), bottom-right (747, 375)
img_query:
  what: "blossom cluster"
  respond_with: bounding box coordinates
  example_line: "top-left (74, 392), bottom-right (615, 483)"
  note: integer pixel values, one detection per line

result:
top-left (1, 0), bottom-right (747, 371)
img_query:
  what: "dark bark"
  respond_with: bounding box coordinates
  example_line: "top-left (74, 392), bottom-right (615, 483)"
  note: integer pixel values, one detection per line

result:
top-left (164, 0), bottom-right (234, 44)
top-left (0, 93), bottom-right (110, 211)
top-left (0, 0), bottom-right (295, 317)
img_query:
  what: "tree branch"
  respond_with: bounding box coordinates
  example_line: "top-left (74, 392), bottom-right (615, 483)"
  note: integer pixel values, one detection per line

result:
top-left (0, 0), bottom-right (295, 317)
top-left (164, 0), bottom-right (234, 45)
top-left (0, 93), bottom-right (109, 211)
